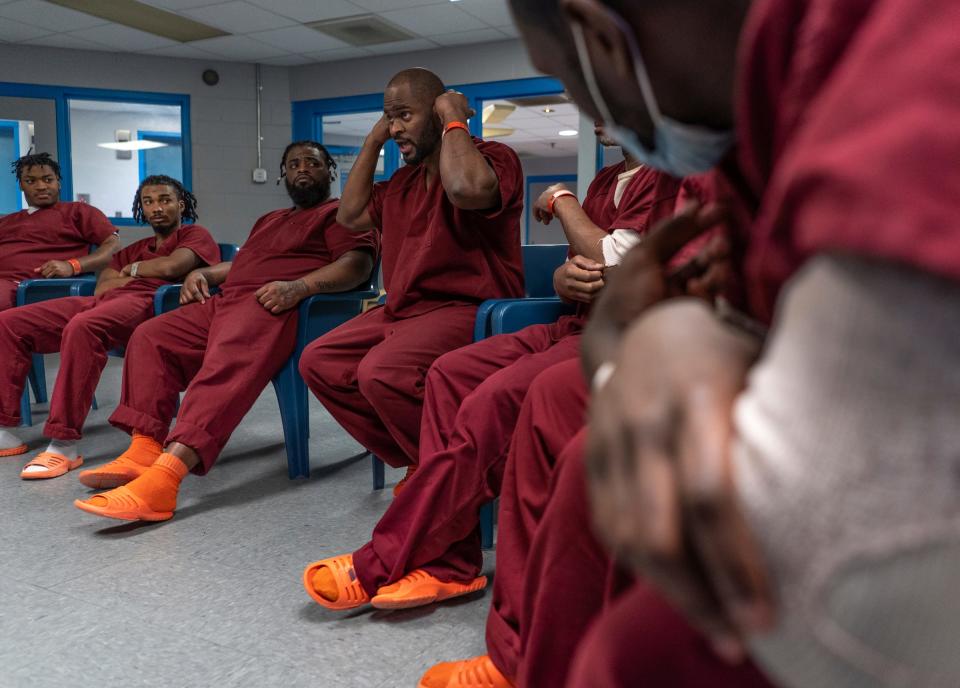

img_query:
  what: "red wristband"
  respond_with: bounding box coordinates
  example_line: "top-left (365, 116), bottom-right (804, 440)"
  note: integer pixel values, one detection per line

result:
top-left (67, 258), bottom-right (82, 275)
top-left (547, 190), bottom-right (576, 215)
top-left (443, 120), bottom-right (469, 138)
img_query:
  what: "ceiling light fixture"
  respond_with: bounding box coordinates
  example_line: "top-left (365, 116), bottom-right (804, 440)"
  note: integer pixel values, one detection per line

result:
top-left (543, 107), bottom-right (554, 114)
top-left (46, 0), bottom-right (227, 43)
top-left (558, 129), bottom-right (578, 137)
top-left (97, 140), bottom-right (169, 151)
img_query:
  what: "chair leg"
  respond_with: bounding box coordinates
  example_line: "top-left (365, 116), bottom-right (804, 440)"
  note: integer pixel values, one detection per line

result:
top-left (19, 387), bottom-right (32, 428)
top-left (28, 354), bottom-right (47, 403)
top-left (480, 501), bottom-right (495, 550)
top-left (273, 359), bottom-right (310, 479)
top-left (372, 454), bottom-right (385, 490)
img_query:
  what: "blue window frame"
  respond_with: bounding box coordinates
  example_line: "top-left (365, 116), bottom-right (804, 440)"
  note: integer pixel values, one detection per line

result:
top-left (0, 119), bottom-right (22, 214)
top-left (137, 130), bottom-right (184, 183)
top-left (0, 81), bottom-right (190, 227)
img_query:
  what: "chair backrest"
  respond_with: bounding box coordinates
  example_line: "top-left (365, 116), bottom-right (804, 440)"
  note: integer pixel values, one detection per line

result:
top-left (521, 244), bottom-right (569, 298)
top-left (218, 243), bottom-right (239, 262)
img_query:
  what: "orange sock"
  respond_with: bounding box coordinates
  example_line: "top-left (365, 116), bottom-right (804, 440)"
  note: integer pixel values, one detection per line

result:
top-left (89, 452), bottom-right (188, 513)
top-left (125, 432), bottom-right (164, 466)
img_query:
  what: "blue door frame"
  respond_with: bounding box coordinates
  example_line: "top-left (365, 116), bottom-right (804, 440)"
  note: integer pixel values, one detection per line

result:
top-left (0, 119), bottom-right (22, 212)
top-left (292, 76), bottom-right (572, 183)
top-left (0, 81), bottom-right (190, 227)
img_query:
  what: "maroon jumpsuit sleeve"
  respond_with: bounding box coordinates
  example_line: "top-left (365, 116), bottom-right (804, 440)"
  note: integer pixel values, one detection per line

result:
top-left (366, 181), bottom-right (390, 230)
top-left (608, 168), bottom-right (681, 235)
top-left (74, 203), bottom-right (118, 246)
top-left (475, 140), bottom-right (524, 220)
top-left (325, 222), bottom-right (379, 263)
top-left (109, 244), bottom-right (135, 272)
top-left (173, 224), bottom-right (220, 267)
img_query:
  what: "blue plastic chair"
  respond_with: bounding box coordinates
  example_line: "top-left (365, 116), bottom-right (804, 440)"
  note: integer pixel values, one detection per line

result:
top-left (20, 244), bottom-right (239, 427)
top-left (369, 244), bottom-right (574, 548)
top-left (16, 275), bottom-right (97, 427)
top-left (152, 253), bottom-right (379, 479)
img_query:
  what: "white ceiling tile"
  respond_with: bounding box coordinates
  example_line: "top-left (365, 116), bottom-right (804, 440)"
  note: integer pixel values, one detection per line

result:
top-left (247, 25), bottom-right (348, 52)
top-left (456, 0), bottom-right (513, 28)
top-left (350, 0), bottom-right (445, 11)
top-left (245, 0), bottom-right (363, 23)
top-left (66, 24), bottom-right (177, 51)
top-left (303, 46), bottom-right (373, 62)
top-left (188, 34), bottom-right (290, 60)
top-left (23, 32), bottom-right (107, 50)
top-left (0, 17), bottom-right (50, 41)
top-left (429, 27), bottom-right (507, 46)
top-left (364, 38), bottom-right (439, 55)
top-left (140, 43), bottom-right (221, 59)
top-left (0, 0), bottom-right (108, 31)
top-left (257, 53), bottom-right (314, 66)
top-left (181, 2), bottom-right (297, 34)
top-left (496, 23), bottom-right (519, 37)
top-left (382, 4), bottom-right (486, 35)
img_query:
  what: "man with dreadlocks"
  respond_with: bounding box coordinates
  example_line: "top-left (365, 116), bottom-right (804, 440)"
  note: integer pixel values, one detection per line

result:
top-left (0, 152), bottom-right (119, 311)
top-left (74, 141), bottom-right (377, 521)
top-left (0, 175), bottom-right (218, 478)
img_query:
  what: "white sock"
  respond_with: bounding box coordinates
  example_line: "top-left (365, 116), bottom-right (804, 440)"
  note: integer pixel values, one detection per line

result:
top-left (0, 428), bottom-right (24, 449)
top-left (22, 439), bottom-right (79, 474)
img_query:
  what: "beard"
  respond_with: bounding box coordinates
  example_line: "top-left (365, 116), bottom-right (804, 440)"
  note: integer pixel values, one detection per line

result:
top-left (285, 175), bottom-right (331, 208)
top-left (402, 117), bottom-right (443, 166)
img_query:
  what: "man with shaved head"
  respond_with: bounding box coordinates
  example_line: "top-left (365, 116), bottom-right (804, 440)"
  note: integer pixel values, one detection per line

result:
top-left (298, 67), bottom-right (524, 494)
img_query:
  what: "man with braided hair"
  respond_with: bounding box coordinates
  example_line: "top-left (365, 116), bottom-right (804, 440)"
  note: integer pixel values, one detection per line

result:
top-left (74, 141), bottom-right (378, 522)
top-left (0, 152), bottom-right (119, 311)
top-left (0, 175), bottom-right (219, 479)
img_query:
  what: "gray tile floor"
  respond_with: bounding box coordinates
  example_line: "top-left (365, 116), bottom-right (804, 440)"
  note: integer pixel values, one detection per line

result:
top-left (0, 355), bottom-right (492, 688)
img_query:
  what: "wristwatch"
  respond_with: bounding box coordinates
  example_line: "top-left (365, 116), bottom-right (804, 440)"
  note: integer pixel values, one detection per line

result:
top-left (130, 262), bottom-right (141, 278)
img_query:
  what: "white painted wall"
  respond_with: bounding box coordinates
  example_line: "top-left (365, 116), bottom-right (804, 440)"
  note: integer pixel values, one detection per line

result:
top-left (0, 42), bottom-right (292, 247)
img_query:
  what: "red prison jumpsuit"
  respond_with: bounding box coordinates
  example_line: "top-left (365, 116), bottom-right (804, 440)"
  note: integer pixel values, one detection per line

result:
top-left (299, 138), bottom-right (524, 470)
top-left (568, 0), bottom-right (960, 684)
top-left (350, 163), bottom-right (681, 598)
top-left (0, 224), bottom-right (218, 439)
top-left (0, 201), bottom-right (117, 310)
top-left (483, 169), bottom-right (763, 688)
top-left (108, 201), bottom-right (377, 473)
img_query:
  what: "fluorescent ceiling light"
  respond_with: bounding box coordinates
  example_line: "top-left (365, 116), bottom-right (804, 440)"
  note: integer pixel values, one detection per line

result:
top-left (558, 129), bottom-right (578, 137)
top-left (97, 140), bottom-right (169, 151)
top-left (47, 0), bottom-right (227, 43)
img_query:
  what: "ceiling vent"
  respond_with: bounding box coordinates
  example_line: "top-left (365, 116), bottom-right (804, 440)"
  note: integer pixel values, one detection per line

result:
top-left (46, 0), bottom-right (227, 43)
top-left (506, 94), bottom-right (571, 108)
top-left (308, 15), bottom-right (416, 46)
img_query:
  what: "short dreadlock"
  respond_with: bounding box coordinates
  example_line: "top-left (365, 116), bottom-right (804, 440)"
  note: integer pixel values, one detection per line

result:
top-left (132, 175), bottom-right (199, 224)
top-left (279, 140), bottom-right (337, 181)
top-left (11, 152), bottom-right (61, 181)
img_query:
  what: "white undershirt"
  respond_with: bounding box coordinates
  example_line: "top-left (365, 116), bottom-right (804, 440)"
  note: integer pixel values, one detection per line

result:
top-left (600, 165), bottom-right (645, 267)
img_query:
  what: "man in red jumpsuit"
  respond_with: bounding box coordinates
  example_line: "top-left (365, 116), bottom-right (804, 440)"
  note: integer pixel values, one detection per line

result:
top-left (0, 175), bottom-right (218, 480)
top-left (74, 142), bottom-right (378, 522)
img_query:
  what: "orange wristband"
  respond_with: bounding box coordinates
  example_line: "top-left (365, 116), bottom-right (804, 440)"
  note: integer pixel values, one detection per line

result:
top-left (547, 190), bottom-right (576, 214)
top-left (67, 258), bottom-right (82, 275)
top-left (443, 120), bottom-right (469, 138)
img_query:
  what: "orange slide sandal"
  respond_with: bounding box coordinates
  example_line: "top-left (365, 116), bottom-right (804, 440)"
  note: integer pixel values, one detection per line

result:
top-left (418, 655), bottom-right (515, 688)
top-left (20, 452), bottom-right (83, 480)
top-left (302, 554), bottom-right (371, 610)
top-left (372, 569), bottom-right (487, 610)
top-left (73, 486), bottom-right (173, 522)
top-left (1, 443), bottom-right (28, 458)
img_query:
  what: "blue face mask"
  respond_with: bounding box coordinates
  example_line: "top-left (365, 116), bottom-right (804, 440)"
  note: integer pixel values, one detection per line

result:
top-left (570, 18), bottom-right (734, 178)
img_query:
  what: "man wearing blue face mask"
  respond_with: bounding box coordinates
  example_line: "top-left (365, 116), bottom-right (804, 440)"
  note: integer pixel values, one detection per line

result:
top-left (495, 1), bottom-right (960, 688)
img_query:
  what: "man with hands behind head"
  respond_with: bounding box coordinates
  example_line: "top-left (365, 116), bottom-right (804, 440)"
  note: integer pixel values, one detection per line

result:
top-left (298, 68), bottom-right (524, 496)
top-left (74, 141), bottom-right (377, 523)
top-left (301, 123), bottom-right (680, 613)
